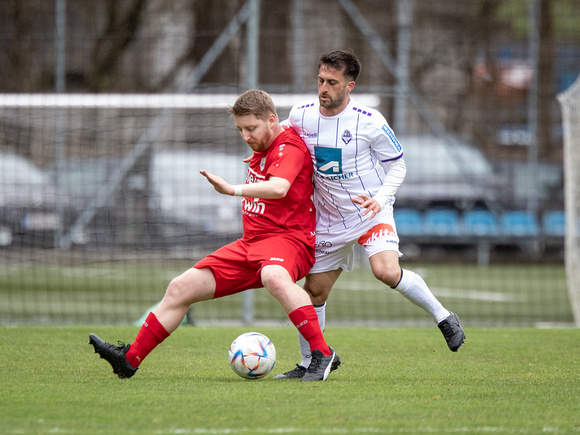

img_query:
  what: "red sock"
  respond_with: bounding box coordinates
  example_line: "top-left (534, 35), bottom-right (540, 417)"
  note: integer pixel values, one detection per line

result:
top-left (125, 312), bottom-right (170, 368)
top-left (288, 305), bottom-right (331, 356)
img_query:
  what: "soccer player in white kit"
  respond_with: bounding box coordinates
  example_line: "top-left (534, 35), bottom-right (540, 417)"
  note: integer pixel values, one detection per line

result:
top-left (274, 50), bottom-right (465, 379)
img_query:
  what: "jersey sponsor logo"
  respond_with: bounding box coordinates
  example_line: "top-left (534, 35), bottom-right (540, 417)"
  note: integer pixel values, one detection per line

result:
top-left (303, 132), bottom-right (318, 138)
top-left (269, 257), bottom-right (285, 262)
top-left (315, 171), bottom-right (355, 181)
top-left (319, 161), bottom-right (340, 173)
top-left (247, 167), bottom-right (266, 184)
top-left (315, 240), bottom-right (332, 248)
top-left (341, 130), bottom-right (353, 145)
top-left (357, 223), bottom-right (397, 246)
top-left (314, 146), bottom-right (342, 174)
top-left (381, 124), bottom-right (402, 152)
top-left (242, 198), bottom-right (266, 215)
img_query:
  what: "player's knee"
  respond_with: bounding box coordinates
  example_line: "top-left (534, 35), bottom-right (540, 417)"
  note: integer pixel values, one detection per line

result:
top-left (165, 276), bottom-right (190, 305)
top-left (372, 265), bottom-right (401, 288)
top-left (303, 283), bottom-right (321, 300)
top-left (303, 282), bottom-right (331, 304)
top-left (165, 271), bottom-right (204, 306)
top-left (261, 267), bottom-right (288, 299)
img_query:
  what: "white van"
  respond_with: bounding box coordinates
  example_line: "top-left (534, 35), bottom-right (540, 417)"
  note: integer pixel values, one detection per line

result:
top-left (149, 149), bottom-right (247, 235)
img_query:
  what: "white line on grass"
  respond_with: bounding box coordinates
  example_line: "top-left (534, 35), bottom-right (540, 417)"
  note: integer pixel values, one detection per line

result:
top-left (156, 427), bottom-right (542, 433)
top-left (336, 282), bottom-right (522, 302)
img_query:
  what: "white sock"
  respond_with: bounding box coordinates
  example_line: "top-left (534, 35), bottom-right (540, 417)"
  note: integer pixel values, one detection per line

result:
top-left (394, 269), bottom-right (450, 323)
top-left (298, 303), bottom-right (326, 368)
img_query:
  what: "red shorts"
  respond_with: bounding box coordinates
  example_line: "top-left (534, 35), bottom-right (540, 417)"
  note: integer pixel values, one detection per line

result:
top-left (194, 234), bottom-right (315, 299)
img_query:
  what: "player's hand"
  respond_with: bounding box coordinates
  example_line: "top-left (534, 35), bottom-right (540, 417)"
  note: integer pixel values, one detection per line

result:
top-left (199, 170), bottom-right (233, 196)
top-left (351, 194), bottom-right (381, 219)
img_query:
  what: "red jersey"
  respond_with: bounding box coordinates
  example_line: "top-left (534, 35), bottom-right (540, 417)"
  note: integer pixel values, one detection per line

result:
top-left (241, 126), bottom-right (315, 248)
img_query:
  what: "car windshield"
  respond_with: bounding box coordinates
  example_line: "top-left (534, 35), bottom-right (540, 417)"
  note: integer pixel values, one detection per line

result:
top-left (56, 159), bottom-right (116, 197)
top-left (400, 135), bottom-right (492, 178)
top-left (0, 154), bottom-right (46, 185)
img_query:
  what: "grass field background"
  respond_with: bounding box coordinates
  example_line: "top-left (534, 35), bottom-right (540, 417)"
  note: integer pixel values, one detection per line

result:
top-left (1, 256), bottom-right (577, 433)
top-left (1, 325), bottom-right (578, 434)
top-left (0, 261), bottom-right (574, 326)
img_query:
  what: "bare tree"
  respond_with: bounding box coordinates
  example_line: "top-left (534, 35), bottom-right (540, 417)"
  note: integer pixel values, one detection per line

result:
top-left (0, 1), bottom-right (54, 92)
top-left (87, 0), bottom-right (148, 92)
top-left (537, 0), bottom-right (555, 160)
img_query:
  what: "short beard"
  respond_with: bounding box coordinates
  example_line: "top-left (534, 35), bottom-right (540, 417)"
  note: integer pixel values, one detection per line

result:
top-left (319, 89), bottom-right (347, 111)
top-left (319, 98), bottom-right (334, 109)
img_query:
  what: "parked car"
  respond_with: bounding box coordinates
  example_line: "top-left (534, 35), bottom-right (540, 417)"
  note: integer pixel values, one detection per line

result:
top-left (49, 157), bottom-right (123, 247)
top-left (50, 151), bottom-right (247, 248)
top-left (0, 152), bottom-right (67, 247)
top-left (394, 135), bottom-right (503, 210)
top-left (149, 149), bottom-right (246, 236)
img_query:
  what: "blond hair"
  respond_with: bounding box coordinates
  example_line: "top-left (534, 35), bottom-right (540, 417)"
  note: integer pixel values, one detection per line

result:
top-left (229, 89), bottom-right (278, 121)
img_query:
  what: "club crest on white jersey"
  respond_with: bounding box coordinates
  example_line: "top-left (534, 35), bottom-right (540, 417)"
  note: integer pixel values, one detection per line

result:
top-left (341, 130), bottom-right (352, 144)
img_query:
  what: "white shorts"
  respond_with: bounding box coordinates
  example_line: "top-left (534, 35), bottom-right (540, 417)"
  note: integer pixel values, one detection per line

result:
top-left (310, 206), bottom-right (401, 274)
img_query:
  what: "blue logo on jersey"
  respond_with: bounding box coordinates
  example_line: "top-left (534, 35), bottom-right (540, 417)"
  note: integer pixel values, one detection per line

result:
top-left (382, 124), bottom-right (402, 152)
top-left (315, 147), bottom-right (342, 174)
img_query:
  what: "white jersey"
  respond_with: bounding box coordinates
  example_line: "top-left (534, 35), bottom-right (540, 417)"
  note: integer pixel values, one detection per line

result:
top-left (288, 98), bottom-right (404, 232)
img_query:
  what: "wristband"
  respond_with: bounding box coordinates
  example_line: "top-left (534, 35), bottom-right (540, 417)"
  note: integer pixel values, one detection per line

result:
top-left (233, 185), bottom-right (243, 197)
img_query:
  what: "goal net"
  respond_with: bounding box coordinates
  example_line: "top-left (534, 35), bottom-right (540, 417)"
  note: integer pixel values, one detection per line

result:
top-left (558, 75), bottom-right (580, 327)
top-left (0, 92), bottom-right (378, 253)
top-left (0, 92), bottom-right (373, 325)
top-left (0, 93), bottom-right (259, 323)
top-left (0, 94), bottom-right (253, 251)
top-left (0, 92), bottom-right (572, 327)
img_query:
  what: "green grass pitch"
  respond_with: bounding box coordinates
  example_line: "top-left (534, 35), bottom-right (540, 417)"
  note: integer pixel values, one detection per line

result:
top-left (1, 325), bottom-right (578, 434)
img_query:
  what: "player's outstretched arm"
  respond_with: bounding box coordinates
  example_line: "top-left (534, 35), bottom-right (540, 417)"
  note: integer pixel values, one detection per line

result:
top-left (200, 170), bottom-right (234, 196)
top-left (200, 170), bottom-right (290, 199)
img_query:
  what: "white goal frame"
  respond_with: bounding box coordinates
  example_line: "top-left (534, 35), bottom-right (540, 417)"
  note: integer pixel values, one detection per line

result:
top-left (0, 93), bottom-right (379, 109)
top-left (558, 75), bottom-right (580, 327)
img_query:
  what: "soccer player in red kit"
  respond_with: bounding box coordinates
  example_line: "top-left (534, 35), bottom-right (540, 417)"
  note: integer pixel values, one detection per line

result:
top-left (89, 89), bottom-right (340, 382)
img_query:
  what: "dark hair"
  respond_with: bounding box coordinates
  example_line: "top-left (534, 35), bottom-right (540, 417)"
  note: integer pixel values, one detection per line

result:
top-left (318, 50), bottom-right (361, 82)
top-left (229, 89), bottom-right (277, 121)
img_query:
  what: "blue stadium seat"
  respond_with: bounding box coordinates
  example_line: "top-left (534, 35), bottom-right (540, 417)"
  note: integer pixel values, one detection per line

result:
top-left (423, 209), bottom-right (461, 236)
top-left (501, 211), bottom-right (539, 237)
top-left (394, 209), bottom-right (423, 236)
top-left (542, 210), bottom-right (565, 237)
top-left (464, 210), bottom-right (499, 236)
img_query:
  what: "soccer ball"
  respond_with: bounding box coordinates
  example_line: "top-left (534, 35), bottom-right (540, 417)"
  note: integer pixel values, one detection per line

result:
top-left (228, 332), bottom-right (276, 379)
